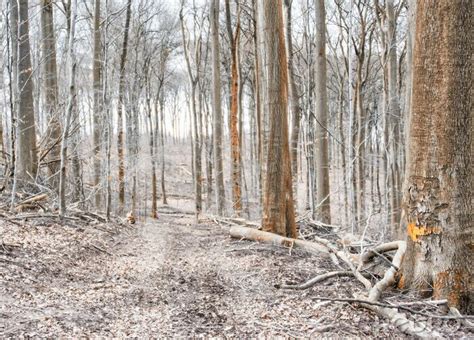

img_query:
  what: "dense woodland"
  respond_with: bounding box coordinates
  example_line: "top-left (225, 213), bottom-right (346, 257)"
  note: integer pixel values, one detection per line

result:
top-left (0, 0), bottom-right (472, 337)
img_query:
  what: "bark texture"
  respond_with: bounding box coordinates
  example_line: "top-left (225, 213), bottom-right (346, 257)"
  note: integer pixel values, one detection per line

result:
top-left (225, 0), bottom-right (242, 216)
top-left (14, 0), bottom-right (38, 187)
top-left (117, 0), bottom-right (132, 214)
top-left (210, 0), bottom-right (225, 216)
top-left (314, 0), bottom-right (331, 223)
top-left (40, 0), bottom-right (61, 189)
top-left (261, 0), bottom-right (296, 238)
top-left (400, 0), bottom-right (473, 314)
top-left (92, 0), bottom-right (102, 208)
top-left (284, 0), bottom-right (301, 210)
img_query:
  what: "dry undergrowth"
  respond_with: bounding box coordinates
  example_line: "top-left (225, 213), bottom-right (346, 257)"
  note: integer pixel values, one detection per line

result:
top-left (1, 207), bottom-right (472, 338)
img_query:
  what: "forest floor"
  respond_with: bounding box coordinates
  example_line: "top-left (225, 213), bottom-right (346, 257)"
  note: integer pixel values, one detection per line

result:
top-left (1, 203), bottom-right (472, 338)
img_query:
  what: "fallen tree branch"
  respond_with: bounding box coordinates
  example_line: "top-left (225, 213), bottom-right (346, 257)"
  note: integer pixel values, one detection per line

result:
top-left (358, 241), bottom-right (401, 269)
top-left (229, 226), bottom-right (330, 255)
top-left (310, 296), bottom-right (471, 321)
top-left (368, 241), bottom-right (406, 301)
top-left (276, 271), bottom-right (354, 290)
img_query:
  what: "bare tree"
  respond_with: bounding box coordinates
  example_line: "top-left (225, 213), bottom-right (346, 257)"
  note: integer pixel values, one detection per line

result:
top-left (225, 0), bottom-right (242, 216)
top-left (400, 0), bottom-right (472, 313)
top-left (40, 0), bottom-right (61, 190)
top-left (284, 0), bottom-right (301, 211)
top-left (58, 0), bottom-right (78, 217)
top-left (260, 0), bottom-right (296, 238)
top-left (92, 0), bottom-right (102, 208)
top-left (314, 0), bottom-right (331, 223)
top-left (117, 0), bottom-right (132, 214)
top-left (12, 0), bottom-right (38, 194)
top-left (210, 0), bottom-right (225, 216)
top-left (180, 1), bottom-right (203, 216)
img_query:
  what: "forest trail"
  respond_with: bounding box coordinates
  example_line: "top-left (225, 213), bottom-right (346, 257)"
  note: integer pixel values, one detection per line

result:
top-left (2, 206), bottom-right (410, 338)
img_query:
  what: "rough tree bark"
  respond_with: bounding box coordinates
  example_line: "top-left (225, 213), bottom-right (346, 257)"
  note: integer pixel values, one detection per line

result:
top-left (117, 0), bottom-right (132, 214)
top-left (400, 0), bottom-right (472, 314)
top-left (180, 2), bottom-right (202, 216)
top-left (225, 0), bottom-right (242, 216)
top-left (58, 0), bottom-right (77, 217)
top-left (92, 0), bottom-right (102, 208)
top-left (13, 0), bottom-right (38, 190)
top-left (386, 0), bottom-right (401, 234)
top-left (260, 0), bottom-right (296, 238)
top-left (284, 0), bottom-right (301, 210)
top-left (314, 0), bottom-right (331, 223)
top-left (210, 0), bottom-right (225, 216)
top-left (40, 0), bottom-right (61, 190)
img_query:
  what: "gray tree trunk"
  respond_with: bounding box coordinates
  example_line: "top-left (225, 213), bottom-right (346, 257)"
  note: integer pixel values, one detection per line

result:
top-left (13, 0), bottom-right (38, 191)
top-left (210, 0), bottom-right (225, 216)
top-left (40, 0), bottom-right (61, 190)
top-left (92, 0), bottom-right (102, 209)
top-left (58, 0), bottom-right (77, 217)
top-left (314, 0), bottom-right (331, 223)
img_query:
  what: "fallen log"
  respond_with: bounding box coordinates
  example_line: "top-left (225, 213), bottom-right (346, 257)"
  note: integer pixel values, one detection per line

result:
top-left (229, 225), bottom-right (329, 255)
top-left (238, 225), bottom-right (440, 338)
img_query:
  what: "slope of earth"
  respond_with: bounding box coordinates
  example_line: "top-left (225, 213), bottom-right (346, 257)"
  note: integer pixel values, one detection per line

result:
top-left (1, 207), bottom-right (471, 338)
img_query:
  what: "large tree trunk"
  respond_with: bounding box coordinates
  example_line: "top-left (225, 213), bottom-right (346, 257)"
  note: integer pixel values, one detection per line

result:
top-left (92, 0), bottom-right (102, 209)
top-left (225, 0), bottom-right (242, 216)
top-left (210, 0), bottom-right (225, 216)
top-left (400, 0), bottom-right (472, 313)
top-left (13, 0), bottom-right (38, 190)
top-left (40, 0), bottom-right (61, 190)
top-left (314, 0), bottom-right (331, 223)
top-left (116, 0), bottom-right (132, 214)
top-left (260, 0), bottom-right (296, 238)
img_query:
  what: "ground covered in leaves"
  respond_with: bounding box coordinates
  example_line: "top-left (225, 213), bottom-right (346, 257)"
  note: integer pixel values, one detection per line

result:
top-left (1, 206), bottom-right (472, 338)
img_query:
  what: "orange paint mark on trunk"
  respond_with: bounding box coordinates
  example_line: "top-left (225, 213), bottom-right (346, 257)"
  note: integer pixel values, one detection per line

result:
top-left (407, 222), bottom-right (442, 242)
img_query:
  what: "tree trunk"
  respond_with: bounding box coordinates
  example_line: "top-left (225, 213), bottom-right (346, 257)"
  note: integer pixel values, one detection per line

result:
top-left (58, 0), bottom-right (77, 217)
top-left (159, 97), bottom-right (167, 205)
top-left (225, 0), bottom-right (242, 216)
top-left (117, 0), bottom-right (132, 214)
top-left (13, 0), bottom-right (38, 190)
top-left (400, 0), bottom-right (472, 314)
top-left (284, 0), bottom-right (301, 211)
top-left (92, 0), bottom-right (102, 209)
top-left (314, 0), bottom-right (331, 223)
top-left (40, 0), bottom-right (61, 190)
top-left (386, 0), bottom-right (401, 234)
top-left (210, 0), bottom-right (226, 216)
top-left (260, 0), bottom-right (296, 238)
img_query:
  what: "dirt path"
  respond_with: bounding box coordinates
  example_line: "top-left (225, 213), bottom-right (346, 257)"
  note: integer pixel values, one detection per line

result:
top-left (4, 208), bottom-right (461, 338)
